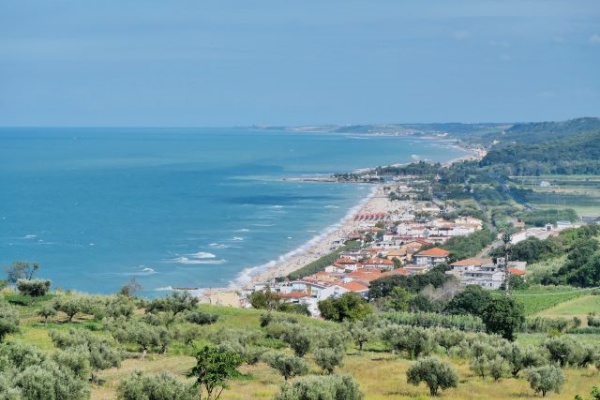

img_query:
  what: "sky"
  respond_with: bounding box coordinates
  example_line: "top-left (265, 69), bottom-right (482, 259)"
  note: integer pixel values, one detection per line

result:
top-left (1, 0), bottom-right (599, 127)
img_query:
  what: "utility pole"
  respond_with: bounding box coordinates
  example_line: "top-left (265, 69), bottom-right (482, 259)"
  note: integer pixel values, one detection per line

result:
top-left (503, 232), bottom-right (512, 296)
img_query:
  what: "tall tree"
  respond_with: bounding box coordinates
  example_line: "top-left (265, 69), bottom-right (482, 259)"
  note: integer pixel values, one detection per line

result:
top-left (188, 345), bottom-right (243, 400)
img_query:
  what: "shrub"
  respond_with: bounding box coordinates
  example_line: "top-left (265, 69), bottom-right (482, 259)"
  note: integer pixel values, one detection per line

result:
top-left (16, 279), bottom-right (51, 297)
top-left (314, 347), bottom-right (345, 374)
top-left (118, 371), bottom-right (196, 400)
top-left (526, 365), bottom-right (565, 397)
top-left (266, 353), bottom-right (310, 381)
top-left (274, 374), bottom-right (363, 400)
top-left (0, 301), bottom-right (20, 342)
top-left (406, 357), bottom-right (459, 396)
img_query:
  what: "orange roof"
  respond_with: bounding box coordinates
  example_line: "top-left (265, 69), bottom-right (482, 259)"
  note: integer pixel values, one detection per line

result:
top-left (339, 281), bottom-right (369, 292)
top-left (384, 267), bottom-right (410, 276)
top-left (508, 267), bottom-right (526, 276)
top-left (346, 270), bottom-right (383, 282)
top-left (364, 257), bottom-right (394, 265)
top-left (451, 258), bottom-right (483, 267)
top-left (415, 247), bottom-right (450, 257)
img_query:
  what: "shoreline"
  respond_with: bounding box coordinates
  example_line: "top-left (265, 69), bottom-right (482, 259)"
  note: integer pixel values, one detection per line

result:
top-left (197, 142), bottom-right (481, 305)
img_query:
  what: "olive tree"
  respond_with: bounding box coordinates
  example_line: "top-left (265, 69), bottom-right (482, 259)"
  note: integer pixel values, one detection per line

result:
top-left (0, 302), bottom-right (20, 342)
top-left (274, 374), bottom-right (363, 400)
top-left (526, 365), bottom-right (565, 397)
top-left (406, 357), bottom-right (459, 396)
top-left (266, 353), bottom-right (310, 381)
top-left (314, 347), bottom-right (345, 374)
top-left (118, 370), bottom-right (196, 400)
top-left (16, 279), bottom-right (51, 297)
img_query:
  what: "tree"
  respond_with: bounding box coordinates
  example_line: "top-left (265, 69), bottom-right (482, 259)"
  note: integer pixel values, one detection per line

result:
top-left (526, 365), bottom-right (565, 397)
top-left (12, 361), bottom-right (90, 400)
top-left (5, 261), bottom-right (39, 284)
top-left (314, 347), bottom-right (345, 374)
top-left (187, 345), bottom-right (243, 400)
top-left (49, 328), bottom-right (121, 382)
top-left (386, 287), bottom-right (413, 311)
top-left (445, 285), bottom-right (492, 316)
top-left (53, 296), bottom-right (87, 322)
top-left (318, 293), bottom-right (373, 322)
top-left (542, 336), bottom-right (581, 368)
top-left (185, 310), bottom-right (219, 325)
top-left (16, 279), bottom-right (51, 297)
top-left (481, 297), bottom-right (525, 341)
top-left (346, 320), bottom-right (374, 352)
top-left (488, 355), bottom-right (509, 381)
top-left (248, 287), bottom-right (281, 311)
top-left (267, 353), bottom-right (310, 381)
top-left (0, 302), bottom-right (20, 342)
top-left (37, 304), bottom-right (57, 325)
top-left (406, 357), bottom-right (459, 396)
top-left (119, 277), bottom-right (142, 298)
top-left (118, 371), bottom-right (196, 400)
top-left (274, 374), bottom-right (364, 400)
top-left (283, 329), bottom-right (312, 358)
top-left (145, 291), bottom-right (199, 316)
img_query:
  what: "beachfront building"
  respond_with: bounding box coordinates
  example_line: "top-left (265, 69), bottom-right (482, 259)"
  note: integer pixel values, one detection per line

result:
top-left (444, 257), bottom-right (528, 290)
top-left (413, 247), bottom-right (450, 268)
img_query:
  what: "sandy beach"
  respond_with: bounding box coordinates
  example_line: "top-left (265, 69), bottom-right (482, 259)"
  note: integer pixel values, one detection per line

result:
top-left (197, 184), bottom-right (394, 306)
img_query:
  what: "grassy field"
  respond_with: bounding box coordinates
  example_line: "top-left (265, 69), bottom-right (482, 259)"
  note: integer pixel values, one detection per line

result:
top-left (511, 175), bottom-right (600, 217)
top-left (511, 286), bottom-right (595, 315)
top-left (4, 293), bottom-right (600, 399)
top-left (536, 295), bottom-right (600, 321)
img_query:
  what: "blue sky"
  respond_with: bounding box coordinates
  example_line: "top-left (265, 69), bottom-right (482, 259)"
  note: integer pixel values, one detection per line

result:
top-left (1, 0), bottom-right (599, 126)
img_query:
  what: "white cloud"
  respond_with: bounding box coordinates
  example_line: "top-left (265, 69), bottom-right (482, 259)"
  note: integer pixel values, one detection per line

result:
top-left (453, 30), bottom-right (469, 41)
top-left (590, 34), bottom-right (600, 44)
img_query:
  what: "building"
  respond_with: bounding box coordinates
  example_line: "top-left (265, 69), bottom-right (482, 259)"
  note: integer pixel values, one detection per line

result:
top-left (413, 247), bottom-right (450, 268)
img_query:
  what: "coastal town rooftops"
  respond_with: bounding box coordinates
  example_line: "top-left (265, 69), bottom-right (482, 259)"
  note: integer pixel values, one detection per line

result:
top-left (451, 258), bottom-right (483, 266)
top-left (415, 247), bottom-right (450, 257)
top-left (508, 267), bottom-right (526, 276)
top-left (339, 281), bottom-right (369, 293)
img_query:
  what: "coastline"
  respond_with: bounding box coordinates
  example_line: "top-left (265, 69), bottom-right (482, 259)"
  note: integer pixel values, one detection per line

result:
top-left (198, 143), bottom-right (481, 306)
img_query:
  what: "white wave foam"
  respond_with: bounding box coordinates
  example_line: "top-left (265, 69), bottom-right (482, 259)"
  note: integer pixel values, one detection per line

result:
top-left (155, 286), bottom-right (174, 291)
top-left (22, 234), bottom-right (37, 239)
top-left (187, 251), bottom-right (216, 259)
top-left (271, 205), bottom-right (284, 209)
top-left (252, 223), bottom-right (275, 227)
top-left (232, 185), bottom-right (378, 288)
top-left (229, 237), bottom-right (244, 241)
top-left (209, 242), bottom-right (229, 249)
top-left (171, 256), bottom-right (227, 265)
top-left (235, 228), bottom-right (250, 232)
top-left (324, 205), bottom-right (340, 209)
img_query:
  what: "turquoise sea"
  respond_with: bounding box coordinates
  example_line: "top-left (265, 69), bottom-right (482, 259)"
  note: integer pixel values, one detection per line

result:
top-left (0, 128), bottom-right (468, 296)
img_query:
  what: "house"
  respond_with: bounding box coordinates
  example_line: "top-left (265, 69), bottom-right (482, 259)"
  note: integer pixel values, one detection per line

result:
top-left (362, 257), bottom-right (394, 271)
top-left (446, 257), bottom-right (506, 290)
top-left (413, 247), bottom-right (450, 268)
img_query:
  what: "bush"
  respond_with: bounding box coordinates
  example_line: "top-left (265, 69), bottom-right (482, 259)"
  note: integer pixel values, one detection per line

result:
top-left (406, 357), bottom-right (459, 396)
top-left (314, 347), bottom-right (345, 374)
top-left (526, 365), bottom-right (565, 397)
top-left (16, 279), bottom-right (51, 297)
top-left (266, 353), bottom-right (310, 381)
top-left (0, 301), bottom-right (20, 342)
top-left (118, 370), bottom-right (196, 400)
top-left (185, 310), bottom-right (219, 325)
top-left (274, 374), bottom-right (363, 400)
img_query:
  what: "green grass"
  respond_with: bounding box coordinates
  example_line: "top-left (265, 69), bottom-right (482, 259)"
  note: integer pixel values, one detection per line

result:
top-left (537, 295), bottom-right (600, 318)
top-left (511, 286), bottom-right (594, 315)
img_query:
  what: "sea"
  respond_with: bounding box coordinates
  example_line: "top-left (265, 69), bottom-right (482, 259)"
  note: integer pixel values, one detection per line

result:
top-left (0, 127), bottom-right (468, 296)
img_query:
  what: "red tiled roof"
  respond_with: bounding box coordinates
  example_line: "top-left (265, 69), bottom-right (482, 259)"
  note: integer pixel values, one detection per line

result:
top-left (384, 267), bottom-right (410, 276)
top-left (339, 281), bottom-right (369, 292)
top-left (508, 267), bottom-right (526, 276)
top-left (346, 270), bottom-right (383, 282)
top-left (415, 247), bottom-right (450, 257)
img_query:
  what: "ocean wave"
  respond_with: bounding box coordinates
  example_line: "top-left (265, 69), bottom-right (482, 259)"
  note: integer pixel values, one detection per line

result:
top-left (229, 237), bottom-right (244, 241)
top-left (171, 256), bottom-right (227, 265)
top-left (235, 228), bottom-right (250, 232)
top-left (155, 286), bottom-right (174, 291)
top-left (252, 223), bottom-right (275, 227)
top-left (22, 234), bottom-right (37, 239)
top-left (209, 242), bottom-right (230, 249)
top-left (232, 186), bottom-right (378, 287)
top-left (324, 205), bottom-right (340, 209)
top-left (186, 251), bottom-right (216, 259)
